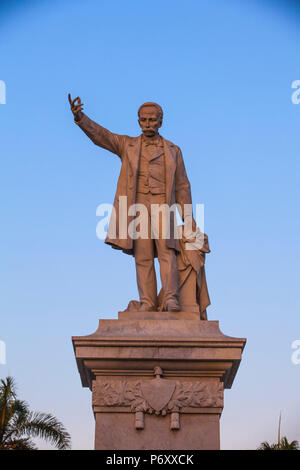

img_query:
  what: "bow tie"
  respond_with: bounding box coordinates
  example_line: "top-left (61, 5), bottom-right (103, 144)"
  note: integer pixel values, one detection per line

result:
top-left (143, 137), bottom-right (162, 147)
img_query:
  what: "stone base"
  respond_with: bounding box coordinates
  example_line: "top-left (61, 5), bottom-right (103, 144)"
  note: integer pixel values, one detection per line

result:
top-left (72, 311), bottom-right (246, 450)
top-left (95, 412), bottom-right (220, 450)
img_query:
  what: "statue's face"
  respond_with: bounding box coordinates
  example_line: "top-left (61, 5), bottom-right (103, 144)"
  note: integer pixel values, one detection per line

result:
top-left (138, 106), bottom-right (162, 137)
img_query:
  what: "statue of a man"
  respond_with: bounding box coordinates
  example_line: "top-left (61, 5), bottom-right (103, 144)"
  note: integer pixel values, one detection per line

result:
top-left (69, 95), bottom-right (196, 312)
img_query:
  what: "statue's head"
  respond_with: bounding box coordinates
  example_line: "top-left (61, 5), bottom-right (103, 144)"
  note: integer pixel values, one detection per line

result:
top-left (138, 102), bottom-right (163, 137)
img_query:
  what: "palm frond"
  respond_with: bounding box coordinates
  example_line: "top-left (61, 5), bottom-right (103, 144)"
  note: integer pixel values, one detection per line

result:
top-left (258, 436), bottom-right (300, 451)
top-left (0, 437), bottom-right (37, 450)
top-left (0, 377), bottom-right (71, 450)
top-left (279, 436), bottom-right (300, 450)
top-left (257, 440), bottom-right (278, 450)
top-left (18, 411), bottom-right (71, 450)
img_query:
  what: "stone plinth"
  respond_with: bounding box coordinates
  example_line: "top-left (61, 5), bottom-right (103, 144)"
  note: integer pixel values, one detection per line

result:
top-left (72, 312), bottom-right (246, 450)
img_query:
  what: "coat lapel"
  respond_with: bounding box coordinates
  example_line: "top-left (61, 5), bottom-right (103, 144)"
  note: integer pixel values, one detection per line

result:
top-left (127, 136), bottom-right (141, 174)
top-left (147, 144), bottom-right (164, 162)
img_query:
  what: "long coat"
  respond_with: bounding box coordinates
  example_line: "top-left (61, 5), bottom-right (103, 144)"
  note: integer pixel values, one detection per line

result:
top-left (76, 113), bottom-right (193, 255)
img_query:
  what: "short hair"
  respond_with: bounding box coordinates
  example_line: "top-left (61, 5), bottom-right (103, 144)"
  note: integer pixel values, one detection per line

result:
top-left (138, 102), bottom-right (163, 121)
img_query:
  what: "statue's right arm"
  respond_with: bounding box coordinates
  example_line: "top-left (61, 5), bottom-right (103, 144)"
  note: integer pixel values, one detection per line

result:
top-left (75, 113), bottom-right (124, 158)
top-left (68, 94), bottom-right (124, 157)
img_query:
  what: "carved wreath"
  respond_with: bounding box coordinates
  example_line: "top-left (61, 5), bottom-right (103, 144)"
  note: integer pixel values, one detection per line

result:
top-left (92, 379), bottom-right (223, 415)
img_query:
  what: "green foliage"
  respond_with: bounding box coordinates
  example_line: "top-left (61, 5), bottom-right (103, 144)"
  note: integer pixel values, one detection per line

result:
top-left (0, 376), bottom-right (71, 450)
top-left (257, 437), bottom-right (299, 451)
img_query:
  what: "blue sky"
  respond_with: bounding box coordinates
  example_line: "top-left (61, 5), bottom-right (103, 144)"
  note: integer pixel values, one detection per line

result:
top-left (1, 0), bottom-right (300, 449)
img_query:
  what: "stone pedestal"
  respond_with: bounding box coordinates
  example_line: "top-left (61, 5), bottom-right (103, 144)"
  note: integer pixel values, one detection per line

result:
top-left (72, 311), bottom-right (246, 450)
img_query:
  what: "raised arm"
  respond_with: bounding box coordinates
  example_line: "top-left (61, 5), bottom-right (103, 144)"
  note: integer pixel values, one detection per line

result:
top-left (68, 94), bottom-right (124, 157)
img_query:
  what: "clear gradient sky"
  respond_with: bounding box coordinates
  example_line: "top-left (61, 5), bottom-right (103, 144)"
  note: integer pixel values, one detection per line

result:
top-left (1, 0), bottom-right (300, 450)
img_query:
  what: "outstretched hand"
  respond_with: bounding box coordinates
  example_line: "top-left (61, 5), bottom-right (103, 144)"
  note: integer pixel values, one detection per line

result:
top-left (68, 93), bottom-right (84, 121)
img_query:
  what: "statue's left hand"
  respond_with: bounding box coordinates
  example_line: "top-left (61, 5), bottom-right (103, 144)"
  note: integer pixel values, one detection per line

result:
top-left (183, 218), bottom-right (197, 243)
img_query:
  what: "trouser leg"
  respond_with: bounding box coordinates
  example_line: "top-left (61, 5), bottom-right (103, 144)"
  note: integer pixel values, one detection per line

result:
top-left (150, 194), bottom-right (180, 308)
top-left (133, 192), bottom-right (179, 310)
top-left (155, 237), bottom-right (179, 306)
top-left (134, 236), bottom-right (157, 309)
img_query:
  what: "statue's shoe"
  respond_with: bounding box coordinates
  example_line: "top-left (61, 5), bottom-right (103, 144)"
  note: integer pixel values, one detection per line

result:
top-left (138, 303), bottom-right (156, 312)
top-left (165, 300), bottom-right (180, 312)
